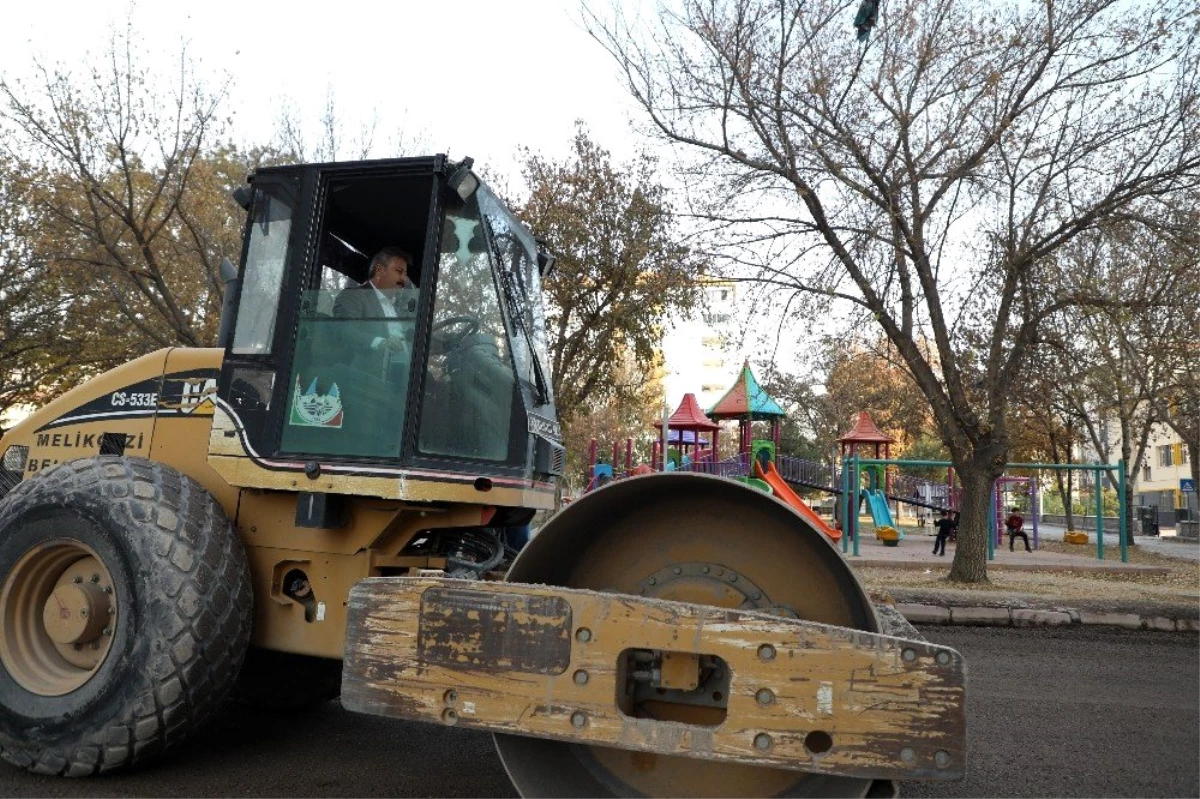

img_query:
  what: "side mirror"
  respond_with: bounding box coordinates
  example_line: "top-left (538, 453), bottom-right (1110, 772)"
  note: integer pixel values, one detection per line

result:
top-left (219, 256), bottom-right (239, 284)
top-left (231, 185), bottom-right (253, 210)
top-left (537, 250), bottom-right (557, 279)
top-left (217, 257), bottom-right (242, 349)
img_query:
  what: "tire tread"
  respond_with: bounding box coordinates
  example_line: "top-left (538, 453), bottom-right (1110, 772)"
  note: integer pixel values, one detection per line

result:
top-left (0, 456), bottom-right (251, 776)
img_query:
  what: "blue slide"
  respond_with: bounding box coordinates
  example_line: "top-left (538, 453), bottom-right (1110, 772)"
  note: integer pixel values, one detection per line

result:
top-left (865, 489), bottom-right (904, 539)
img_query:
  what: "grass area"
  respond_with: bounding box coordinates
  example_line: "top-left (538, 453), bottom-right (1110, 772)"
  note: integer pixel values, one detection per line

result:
top-left (853, 542), bottom-right (1200, 605)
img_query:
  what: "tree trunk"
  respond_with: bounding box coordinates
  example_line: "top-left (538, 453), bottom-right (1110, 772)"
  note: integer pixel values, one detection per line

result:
top-left (947, 464), bottom-right (999, 583)
top-left (1123, 480), bottom-right (1137, 545)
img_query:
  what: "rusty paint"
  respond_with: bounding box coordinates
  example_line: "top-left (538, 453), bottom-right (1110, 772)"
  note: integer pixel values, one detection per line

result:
top-left (417, 587), bottom-right (571, 675)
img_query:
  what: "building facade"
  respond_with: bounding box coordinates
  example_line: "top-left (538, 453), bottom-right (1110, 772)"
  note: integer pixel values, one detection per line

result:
top-left (661, 279), bottom-right (741, 411)
top-left (1134, 422), bottom-right (1195, 523)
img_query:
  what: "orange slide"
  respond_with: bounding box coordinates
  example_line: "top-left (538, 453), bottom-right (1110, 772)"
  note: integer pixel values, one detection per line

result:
top-left (753, 460), bottom-right (842, 543)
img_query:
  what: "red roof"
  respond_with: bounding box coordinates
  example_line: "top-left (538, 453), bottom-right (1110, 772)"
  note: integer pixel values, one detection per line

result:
top-left (663, 393), bottom-right (719, 430)
top-left (836, 411), bottom-right (895, 443)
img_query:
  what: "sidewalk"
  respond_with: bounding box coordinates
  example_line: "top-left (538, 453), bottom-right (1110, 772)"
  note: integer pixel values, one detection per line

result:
top-left (842, 525), bottom-right (1199, 634)
top-left (837, 532), bottom-right (1175, 573)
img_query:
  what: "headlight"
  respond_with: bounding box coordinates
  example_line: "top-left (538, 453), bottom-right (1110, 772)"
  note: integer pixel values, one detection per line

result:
top-left (2, 445), bottom-right (28, 472)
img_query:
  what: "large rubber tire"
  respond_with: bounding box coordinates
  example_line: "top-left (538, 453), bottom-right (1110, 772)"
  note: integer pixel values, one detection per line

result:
top-left (233, 647), bottom-right (342, 711)
top-left (0, 456), bottom-right (252, 776)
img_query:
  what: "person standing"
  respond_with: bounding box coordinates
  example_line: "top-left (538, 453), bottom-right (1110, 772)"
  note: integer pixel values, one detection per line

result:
top-left (933, 509), bottom-right (955, 556)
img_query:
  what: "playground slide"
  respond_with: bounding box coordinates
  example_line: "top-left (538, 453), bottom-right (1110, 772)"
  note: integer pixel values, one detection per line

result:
top-left (754, 461), bottom-right (842, 544)
top-left (865, 489), bottom-right (903, 538)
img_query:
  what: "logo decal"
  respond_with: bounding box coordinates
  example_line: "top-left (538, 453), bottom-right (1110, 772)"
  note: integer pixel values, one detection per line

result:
top-left (173, 377), bottom-right (218, 415)
top-left (289, 377), bottom-right (344, 428)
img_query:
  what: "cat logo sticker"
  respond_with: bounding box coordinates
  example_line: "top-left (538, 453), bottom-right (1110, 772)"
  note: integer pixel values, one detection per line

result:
top-left (157, 376), bottom-right (218, 416)
top-left (178, 378), bottom-right (218, 415)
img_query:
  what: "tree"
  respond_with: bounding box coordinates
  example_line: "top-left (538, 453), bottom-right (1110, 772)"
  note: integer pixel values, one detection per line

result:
top-left (1, 25), bottom-right (237, 357)
top-left (560, 354), bottom-right (669, 494)
top-left (587, 0), bottom-right (1200, 581)
top-left (821, 336), bottom-right (932, 450)
top-left (0, 156), bottom-right (98, 425)
top-left (1031, 220), bottom-right (1198, 540)
top-left (514, 125), bottom-right (702, 459)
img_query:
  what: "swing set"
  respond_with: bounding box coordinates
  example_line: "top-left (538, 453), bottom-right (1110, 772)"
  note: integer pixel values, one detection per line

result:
top-left (838, 455), bottom-right (1129, 562)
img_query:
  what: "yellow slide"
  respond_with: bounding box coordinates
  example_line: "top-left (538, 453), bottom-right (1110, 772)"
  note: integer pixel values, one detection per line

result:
top-left (754, 460), bottom-right (843, 544)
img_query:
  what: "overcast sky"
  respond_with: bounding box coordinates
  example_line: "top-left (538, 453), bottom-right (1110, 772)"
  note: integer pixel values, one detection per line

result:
top-left (0, 0), bottom-right (820, 400)
top-left (0, 0), bottom-right (646, 184)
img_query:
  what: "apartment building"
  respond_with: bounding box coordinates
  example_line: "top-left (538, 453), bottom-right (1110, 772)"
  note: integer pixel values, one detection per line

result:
top-left (661, 280), bottom-right (741, 411)
top-left (1134, 423), bottom-right (1195, 522)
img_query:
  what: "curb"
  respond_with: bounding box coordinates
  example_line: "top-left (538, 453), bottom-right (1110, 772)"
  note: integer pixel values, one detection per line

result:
top-left (896, 602), bottom-right (1200, 632)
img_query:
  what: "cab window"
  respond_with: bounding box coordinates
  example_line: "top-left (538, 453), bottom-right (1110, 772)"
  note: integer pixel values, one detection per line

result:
top-left (418, 196), bottom-right (517, 461)
top-left (232, 186), bottom-right (293, 355)
top-left (279, 172), bottom-right (431, 459)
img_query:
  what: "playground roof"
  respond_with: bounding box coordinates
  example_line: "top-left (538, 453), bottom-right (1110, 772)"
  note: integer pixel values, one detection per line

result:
top-left (837, 411), bottom-right (895, 443)
top-left (707, 361), bottom-right (787, 420)
top-left (661, 393), bottom-right (719, 431)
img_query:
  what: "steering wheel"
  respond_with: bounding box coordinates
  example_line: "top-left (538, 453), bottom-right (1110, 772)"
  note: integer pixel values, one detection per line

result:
top-left (430, 315), bottom-right (481, 353)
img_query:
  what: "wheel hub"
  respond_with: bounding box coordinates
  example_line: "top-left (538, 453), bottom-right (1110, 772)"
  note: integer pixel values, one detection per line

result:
top-left (633, 561), bottom-right (774, 610)
top-left (0, 543), bottom-right (118, 695)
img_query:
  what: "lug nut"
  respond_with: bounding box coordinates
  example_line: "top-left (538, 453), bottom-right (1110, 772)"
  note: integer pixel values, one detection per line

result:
top-left (571, 711), bottom-right (587, 729)
top-left (573, 670), bottom-right (589, 685)
top-left (575, 628), bottom-right (592, 643)
top-left (756, 688), bottom-right (775, 706)
top-left (936, 651), bottom-right (951, 665)
top-left (900, 747), bottom-right (915, 763)
top-left (754, 733), bottom-right (772, 751)
top-left (935, 750), bottom-right (951, 768)
top-left (73, 576), bottom-right (83, 584)
top-left (902, 648), bottom-right (917, 663)
top-left (758, 644), bottom-right (776, 661)
top-left (103, 586), bottom-right (113, 594)
top-left (441, 709), bottom-right (458, 725)
top-left (444, 690), bottom-right (458, 705)
top-left (91, 574), bottom-right (100, 583)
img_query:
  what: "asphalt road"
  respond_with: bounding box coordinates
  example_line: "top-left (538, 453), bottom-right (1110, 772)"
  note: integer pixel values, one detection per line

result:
top-left (2, 627), bottom-right (1196, 798)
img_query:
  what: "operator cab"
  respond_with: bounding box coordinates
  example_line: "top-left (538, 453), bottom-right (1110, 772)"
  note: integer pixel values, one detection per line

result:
top-left (216, 156), bottom-right (563, 497)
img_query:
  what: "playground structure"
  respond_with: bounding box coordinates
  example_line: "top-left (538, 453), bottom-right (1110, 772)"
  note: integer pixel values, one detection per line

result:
top-left (840, 456), bottom-right (1129, 562)
top-left (586, 363), bottom-right (1132, 563)
top-left (585, 368), bottom-right (961, 546)
top-left (995, 476), bottom-right (1040, 549)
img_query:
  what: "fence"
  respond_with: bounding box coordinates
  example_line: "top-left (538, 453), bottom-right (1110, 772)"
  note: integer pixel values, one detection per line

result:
top-left (1039, 514), bottom-right (1121, 533)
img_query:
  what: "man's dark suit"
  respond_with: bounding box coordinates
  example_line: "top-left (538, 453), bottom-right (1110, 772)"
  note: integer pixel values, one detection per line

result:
top-left (332, 282), bottom-right (418, 379)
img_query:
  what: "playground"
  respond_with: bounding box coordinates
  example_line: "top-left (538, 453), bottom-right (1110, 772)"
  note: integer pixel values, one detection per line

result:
top-left (584, 361), bottom-right (1162, 573)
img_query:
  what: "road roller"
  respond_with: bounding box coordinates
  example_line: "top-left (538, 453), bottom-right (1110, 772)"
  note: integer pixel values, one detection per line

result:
top-left (0, 155), bottom-right (965, 794)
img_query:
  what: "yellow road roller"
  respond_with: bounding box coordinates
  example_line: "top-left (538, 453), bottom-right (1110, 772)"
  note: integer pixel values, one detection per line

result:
top-left (0, 156), bottom-right (964, 795)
